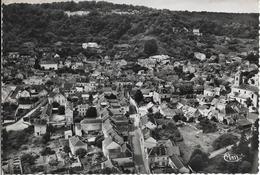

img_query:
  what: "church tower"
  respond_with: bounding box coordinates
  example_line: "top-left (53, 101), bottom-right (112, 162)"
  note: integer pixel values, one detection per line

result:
top-left (234, 71), bottom-right (242, 87)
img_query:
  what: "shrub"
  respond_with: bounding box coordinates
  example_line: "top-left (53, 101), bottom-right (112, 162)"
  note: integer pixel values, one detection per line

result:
top-left (212, 133), bottom-right (238, 150)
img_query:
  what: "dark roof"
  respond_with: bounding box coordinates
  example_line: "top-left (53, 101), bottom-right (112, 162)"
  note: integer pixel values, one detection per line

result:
top-left (234, 84), bottom-right (258, 93)
top-left (81, 118), bottom-right (102, 124)
top-left (170, 154), bottom-right (184, 169)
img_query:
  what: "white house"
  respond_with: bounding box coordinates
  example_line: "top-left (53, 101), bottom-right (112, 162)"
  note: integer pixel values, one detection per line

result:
top-left (34, 123), bottom-right (47, 137)
top-left (64, 130), bottom-right (73, 139)
top-left (193, 29), bottom-right (202, 36)
top-left (82, 42), bottom-right (99, 49)
top-left (40, 61), bottom-right (58, 70)
top-left (77, 104), bottom-right (88, 117)
top-left (17, 90), bottom-right (31, 98)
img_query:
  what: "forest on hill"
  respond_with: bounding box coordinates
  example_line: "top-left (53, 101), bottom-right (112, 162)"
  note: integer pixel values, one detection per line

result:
top-left (2, 1), bottom-right (259, 59)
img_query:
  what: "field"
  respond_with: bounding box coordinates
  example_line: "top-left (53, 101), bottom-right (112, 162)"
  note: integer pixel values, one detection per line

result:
top-left (177, 123), bottom-right (223, 163)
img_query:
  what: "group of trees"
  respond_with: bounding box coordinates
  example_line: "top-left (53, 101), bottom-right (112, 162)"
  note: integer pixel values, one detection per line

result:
top-left (212, 133), bottom-right (238, 150)
top-left (198, 118), bottom-right (218, 133)
top-left (3, 2), bottom-right (258, 57)
top-left (189, 149), bottom-right (209, 172)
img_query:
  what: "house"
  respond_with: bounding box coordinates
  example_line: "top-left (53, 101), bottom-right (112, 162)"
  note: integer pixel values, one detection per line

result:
top-left (169, 155), bottom-right (190, 173)
top-left (203, 87), bottom-right (221, 97)
top-left (48, 92), bottom-right (67, 107)
top-left (82, 42), bottom-right (100, 49)
top-left (64, 59), bottom-right (72, 68)
top-left (69, 136), bottom-right (88, 155)
top-left (34, 120), bottom-right (47, 137)
top-left (193, 29), bottom-right (202, 36)
top-left (77, 104), bottom-right (88, 117)
top-left (17, 89), bottom-right (31, 98)
top-left (80, 118), bottom-right (102, 134)
top-left (181, 105), bottom-right (201, 122)
top-left (148, 144), bottom-right (169, 168)
top-left (194, 52), bottom-right (206, 61)
top-left (75, 123), bottom-right (82, 137)
top-left (23, 76), bottom-right (46, 85)
top-left (144, 137), bottom-right (157, 149)
top-left (40, 61), bottom-right (58, 70)
top-left (228, 71), bottom-right (258, 108)
top-left (102, 136), bottom-right (133, 166)
top-left (65, 130), bottom-right (73, 139)
top-left (65, 102), bottom-right (74, 125)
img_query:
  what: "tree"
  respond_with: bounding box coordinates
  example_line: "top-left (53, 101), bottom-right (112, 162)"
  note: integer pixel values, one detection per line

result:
top-left (238, 161), bottom-right (252, 173)
top-left (41, 132), bottom-right (50, 144)
top-left (212, 133), bottom-right (238, 150)
top-left (63, 145), bottom-right (70, 153)
top-left (46, 124), bottom-right (55, 134)
top-left (94, 135), bottom-right (104, 148)
top-left (189, 154), bottom-right (204, 172)
top-left (245, 98), bottom-right (253, 107)
top-left (21, 153), bottom-right (36, 165)
top-left (86, 106), bottom-right (97, 118)
top-left (89, 94), bottom-right (93, 104)
top-left (2, 128), bottom-right (8, 150)
top-left (251, 119), bottom-right (259, 151)
top-left (129, 104), bottom-right (137, 115)
top-left (134, 90), bottom-right (144, 105)
top-left (49, 159), bottom-right (58, 166)
top-left (144, 39), bottom-right (158, 56)
top-left (233, 131), bottom-right (250, 156)
top-left (189, 149), bottom-right (209, 172)
top-left (40, 147), bottom-right (55, 156)
top-left (75, 148), bottom-right (87, 158)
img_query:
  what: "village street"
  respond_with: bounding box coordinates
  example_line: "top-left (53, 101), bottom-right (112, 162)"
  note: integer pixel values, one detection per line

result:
top-left (6, 98), bottom-right (47, 132)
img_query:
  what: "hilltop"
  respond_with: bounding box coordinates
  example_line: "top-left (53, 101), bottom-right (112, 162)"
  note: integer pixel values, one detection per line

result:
top-left (2, 1), bottom-right (259, 59)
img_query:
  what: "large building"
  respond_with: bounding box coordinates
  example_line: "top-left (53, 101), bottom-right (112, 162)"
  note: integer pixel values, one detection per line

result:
top-left (229, 71), bottom-right (259, 108)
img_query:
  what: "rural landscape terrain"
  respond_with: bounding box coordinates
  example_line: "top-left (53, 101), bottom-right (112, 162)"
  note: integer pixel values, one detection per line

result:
top-left (2, 1), bottom-right (259, 174)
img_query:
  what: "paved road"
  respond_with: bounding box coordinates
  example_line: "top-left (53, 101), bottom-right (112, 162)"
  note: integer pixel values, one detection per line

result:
top-left (132, 128), bottom-right (150, 174)
top-left (6, 99), bottom-right (47, 132)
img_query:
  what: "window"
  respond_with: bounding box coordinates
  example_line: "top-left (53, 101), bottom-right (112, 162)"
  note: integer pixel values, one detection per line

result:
top-left (252, 94), bottom-right (254, 98)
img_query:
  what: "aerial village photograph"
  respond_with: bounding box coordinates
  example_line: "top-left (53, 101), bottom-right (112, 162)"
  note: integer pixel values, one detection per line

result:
top-left (1, 0), bottom-right (259, 174)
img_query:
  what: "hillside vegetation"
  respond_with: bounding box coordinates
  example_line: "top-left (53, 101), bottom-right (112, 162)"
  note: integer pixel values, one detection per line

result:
top-left (3, 1), bottom-right (259, 59)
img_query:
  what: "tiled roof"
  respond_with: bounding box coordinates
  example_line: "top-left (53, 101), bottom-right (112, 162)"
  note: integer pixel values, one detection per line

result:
top-left (69, 136), bottom-right (86, 147)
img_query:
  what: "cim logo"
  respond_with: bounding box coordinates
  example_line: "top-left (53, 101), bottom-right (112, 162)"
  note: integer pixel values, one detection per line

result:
top-left (223, 152), bottom-right (243, 162)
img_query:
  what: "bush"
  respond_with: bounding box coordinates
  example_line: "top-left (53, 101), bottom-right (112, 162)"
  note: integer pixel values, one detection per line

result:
top-left (75, 148), bottom-right (87, 158)
top-left (40, 147), bottom-right (55, 156)
top-left (212, 134), bottom-right (238, 150)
